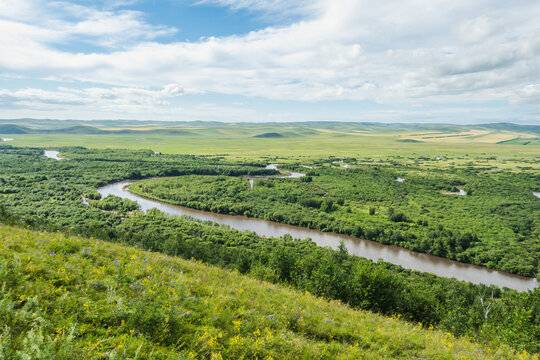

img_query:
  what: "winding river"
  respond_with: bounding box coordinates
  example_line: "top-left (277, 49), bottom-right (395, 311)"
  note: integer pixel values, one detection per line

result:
top-left (247, 164), bottom-right (305, 189)
top-left (97, 179), bottom-right (538, 291)
top-left (40, 149), bottom-right (538, 290)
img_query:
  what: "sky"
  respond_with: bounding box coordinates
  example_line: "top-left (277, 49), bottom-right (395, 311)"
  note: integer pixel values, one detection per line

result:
top-left (0, 0), bottom-right (539, 124)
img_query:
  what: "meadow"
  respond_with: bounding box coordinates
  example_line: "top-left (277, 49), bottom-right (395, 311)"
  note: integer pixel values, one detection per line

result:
top-left (2, 120), bottom-right (539, 160)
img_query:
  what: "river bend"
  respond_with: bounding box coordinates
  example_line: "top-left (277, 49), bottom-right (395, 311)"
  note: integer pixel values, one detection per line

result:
top-left (97, 180), bottom-right (538, 291)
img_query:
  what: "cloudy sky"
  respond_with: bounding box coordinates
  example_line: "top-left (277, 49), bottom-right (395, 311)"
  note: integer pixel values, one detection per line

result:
top-left (1, 0), bottom-right (539, 123)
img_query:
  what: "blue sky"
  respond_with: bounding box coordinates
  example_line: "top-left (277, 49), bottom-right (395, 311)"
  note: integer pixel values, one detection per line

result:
top-left (0, 0), bottom-right (539, 123)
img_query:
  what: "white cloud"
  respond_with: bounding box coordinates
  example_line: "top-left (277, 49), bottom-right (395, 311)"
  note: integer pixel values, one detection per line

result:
top-left (0, 84), bottom-right (185, 111)
top-left (0, 0), bottom-right (41, 22)
top-left (54, 3), bottom-right (177, 46)
top-left (194, 0), bottom-right (319, 19)
top-left (0, 0), bottom-right (177, 49)
top-left (0, 0), bottom-right (539, 121)
top-left (457, 16), bottom-right (497, 45)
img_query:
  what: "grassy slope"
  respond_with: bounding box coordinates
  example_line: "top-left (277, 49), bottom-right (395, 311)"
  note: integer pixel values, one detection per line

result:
top-left (0, 224), bottom-right (535, 359)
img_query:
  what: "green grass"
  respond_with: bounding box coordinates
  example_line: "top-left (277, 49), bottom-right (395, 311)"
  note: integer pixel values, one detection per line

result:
top-left (2, 121), bottom-right (539, 160)
top-left (0, 224), bottom-right (535, 359)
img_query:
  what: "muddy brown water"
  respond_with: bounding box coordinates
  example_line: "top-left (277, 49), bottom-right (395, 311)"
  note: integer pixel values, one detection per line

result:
top-left (97, 180), bottom-right (538, 291)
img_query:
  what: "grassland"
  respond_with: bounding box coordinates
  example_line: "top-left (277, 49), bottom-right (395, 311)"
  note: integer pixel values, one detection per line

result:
top-left (1, 120), bottom-right (539, 160)
top-left (0, 224), bottom-right (536, 359)
top-left (1, 121), bottom-right (539, 358)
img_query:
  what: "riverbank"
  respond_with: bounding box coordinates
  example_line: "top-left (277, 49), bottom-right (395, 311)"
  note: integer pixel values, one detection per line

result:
top-left (98, 180), bottom-right (538, 291)
top-left (121, 162), bottom-right (539, 280)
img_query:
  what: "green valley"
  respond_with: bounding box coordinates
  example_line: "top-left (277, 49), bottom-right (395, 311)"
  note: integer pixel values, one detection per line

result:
top-left (0, 141), bottom-right (538, 356)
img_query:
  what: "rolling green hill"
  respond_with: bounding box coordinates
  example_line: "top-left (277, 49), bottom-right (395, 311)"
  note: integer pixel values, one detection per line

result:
top-left (2, 119), bottom-right (539, 158)
top-left (42, 125), bottom-right (107, 134)
top-left (0, 224), bottom-right (534, 359)
top-left (0, 124), bottom-right (194, 137)
top-left (254, 132), bottom-right (284, 138)
top-left (0, 125), bottom-right (29, 134)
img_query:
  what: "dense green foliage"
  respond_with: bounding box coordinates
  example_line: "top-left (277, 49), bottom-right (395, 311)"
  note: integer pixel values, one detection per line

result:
top-left (88, 195), bottom-right (139, 212)
top-left (0, 145), bottom-right (274, 234)
top-left (2, 225), bottom-right (535, 359)
top-left (131, 162), bottom-right (540, 277)
top-left (0, 145), bottom-right (539, 353)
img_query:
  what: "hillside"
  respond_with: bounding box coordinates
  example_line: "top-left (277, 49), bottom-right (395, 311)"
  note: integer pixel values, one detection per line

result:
top-left (0, 224), bottom-right (533, 359)
top-left (0, 124), bottom-right (194, 136)
top-left (0, 124), bottom-right (28, 134)
top-left (254, 132), bottom-right (284, 138)
top-left (43, 125), bottom-right (106, 134)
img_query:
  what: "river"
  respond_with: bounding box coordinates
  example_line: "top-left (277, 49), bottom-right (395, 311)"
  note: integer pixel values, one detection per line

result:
top-left (44, 150), bottom-right (63, 160)
top-left (97, 180), bottom-right (538, 291)
top-left (247, 164), bottom-right (305, 189)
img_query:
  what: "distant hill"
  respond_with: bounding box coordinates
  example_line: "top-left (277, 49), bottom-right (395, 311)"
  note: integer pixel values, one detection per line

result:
top-left (1, 119), bottom-right (539, 139)
top-left (254, 132), bottom-right (284, 138)
top-left (110, 129), bottom-right (193, 136)
top-left (144, 129), bottom-right (193, 136)
top-left (0, 124), bottom-right (193, 136)
top-left (0, 124), bottom-right (29, 134)
top-left (42, 125), bottom-right (107, 134)
top-left (480, 122), bottom-right (540, 135)
top-left (397, 139), bottom-right (423, 143)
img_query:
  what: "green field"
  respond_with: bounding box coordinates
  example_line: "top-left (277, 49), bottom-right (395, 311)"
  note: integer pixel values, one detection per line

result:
top-left (2, 120), bottom-right (540, 160)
